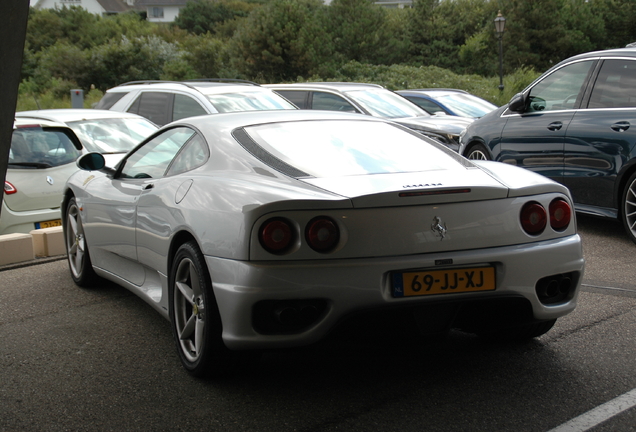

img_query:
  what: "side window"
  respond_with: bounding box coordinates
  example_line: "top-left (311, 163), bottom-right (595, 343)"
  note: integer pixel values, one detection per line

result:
top-left (589, 59), bottom-right (636, 109)
top-left (128, 92), bottom-right (172, 126)
top-left (119, 127), bottom-right (195, 179)
top-left (526, 60), bottom-right (595, 113)
top-left (311, 92), bottom-right (357, 112)
top-left (404, 97), bottom-right (444, 114)
top-left (173, 94), bottom-right (209, 122)
top-left (273, 90), bottom-right (308, 109)
top-left (166, 134), bottom-right (209, 176)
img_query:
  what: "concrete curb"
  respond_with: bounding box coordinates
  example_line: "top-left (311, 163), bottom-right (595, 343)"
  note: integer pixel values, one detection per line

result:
top-left (0, 254), bottom-right (67, 272)
top-left (0, 226), bottom-right (66, 268)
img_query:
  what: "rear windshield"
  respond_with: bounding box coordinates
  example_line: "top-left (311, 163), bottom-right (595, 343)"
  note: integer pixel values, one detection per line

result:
top-left (345, 89), bottom-right (428, 119)
top-left (433, 93), bottom-right (497, 118)
top-left (9, 127), bottom-right (82, 168)
top-left (206, 91), bottom-right (296, 113)
top-left (243, 120), bottom-right (464, 178)
top-left (67, 117), bottom-right (158, 153)
top-left (94, 92), bottom-right (127, 110)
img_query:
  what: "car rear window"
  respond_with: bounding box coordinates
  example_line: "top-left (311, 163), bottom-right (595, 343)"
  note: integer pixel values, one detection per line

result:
top-left (242, 119), bottom-right (466, 178)
top-left (9, 127), bottom-right (82, 168)
top-left (345, 89), bottom-right (428, 119)
top-left (94, 92), bottom-right (128, 110)
top-left (206, 91), bottom-right (297, 113)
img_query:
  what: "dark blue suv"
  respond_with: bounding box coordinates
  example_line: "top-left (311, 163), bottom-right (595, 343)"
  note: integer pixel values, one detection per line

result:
top-left (459, 47), bottom-right (636, 243)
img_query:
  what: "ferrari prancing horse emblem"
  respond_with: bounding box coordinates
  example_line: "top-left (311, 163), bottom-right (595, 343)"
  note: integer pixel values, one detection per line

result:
top-left (431, 216), bottom-right (447, 240)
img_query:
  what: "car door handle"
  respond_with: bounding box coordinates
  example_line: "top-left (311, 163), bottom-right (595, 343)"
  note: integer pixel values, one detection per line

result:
top-left (143, 183), bottom-right (154, 191)
top-left (611, 121), bottom-right (630, 132)
top-left (547, 121), bottom-right (563, 131)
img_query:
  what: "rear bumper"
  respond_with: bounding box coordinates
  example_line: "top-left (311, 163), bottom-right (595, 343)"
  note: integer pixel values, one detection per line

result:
top-left (0, 201), bottom-right (61, 235)
top-left (206, 234), bottom-right (584, 350)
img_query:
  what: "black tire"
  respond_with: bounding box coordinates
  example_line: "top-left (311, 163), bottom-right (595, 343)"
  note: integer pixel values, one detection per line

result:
top-left (621, 171), bottom-right (636, 244)
top-left (169, 241), bottom-right (230, 377)
top-left (477, 319), bottom-right (557, 342)
top-left (465, 143), bottom-right (491, 161)
top-left (64, 197), bottom-right (100, 287)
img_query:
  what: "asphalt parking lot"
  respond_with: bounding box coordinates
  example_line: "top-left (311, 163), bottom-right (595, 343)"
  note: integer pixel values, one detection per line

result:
top-left (1, 213), bottom-right (636, 432)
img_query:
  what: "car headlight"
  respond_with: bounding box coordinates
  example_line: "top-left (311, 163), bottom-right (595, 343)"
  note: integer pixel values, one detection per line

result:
top-left (459, 128), bottom-right (467, 144)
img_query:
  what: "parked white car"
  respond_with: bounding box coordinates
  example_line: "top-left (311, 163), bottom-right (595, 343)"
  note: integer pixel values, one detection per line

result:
top-left (15, 109), bottom-right (158, 167)
top-left (95, 80), bottom-right (298, 126)
top-left (2, 117), bottom-right (83, 234)
top-left (2, 110), bottom-right (158, 235)
top-left (63, 110), bottom-right (585, 377)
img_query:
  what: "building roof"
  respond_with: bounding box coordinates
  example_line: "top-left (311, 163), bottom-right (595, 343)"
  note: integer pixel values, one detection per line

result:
top-left (97, 0), bottom-right (134, 13)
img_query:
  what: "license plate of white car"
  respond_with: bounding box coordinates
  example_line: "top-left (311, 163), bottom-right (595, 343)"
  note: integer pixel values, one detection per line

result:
top-left (35, 219), bottom-right (62, 229)
top-left (392, 266), bottom-right (496, 297)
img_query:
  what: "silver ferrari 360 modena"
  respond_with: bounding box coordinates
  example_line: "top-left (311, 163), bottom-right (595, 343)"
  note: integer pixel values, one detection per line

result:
top-left (62, 110), bottom-right (585, 376)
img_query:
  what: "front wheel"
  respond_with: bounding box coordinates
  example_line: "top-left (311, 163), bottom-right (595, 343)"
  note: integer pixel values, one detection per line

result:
top-left (64, 197), bottom-right (100, 287)
top-left (169, 241), bottom-right (229, 377)
top-left (621, 171), bottom-right (636, 244)
top-left (465, 143), bottom-right (491, 161)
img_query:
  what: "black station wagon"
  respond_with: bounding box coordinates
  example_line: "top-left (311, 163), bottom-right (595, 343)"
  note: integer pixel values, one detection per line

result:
top-left (459, 47), bottom-right (636, 243)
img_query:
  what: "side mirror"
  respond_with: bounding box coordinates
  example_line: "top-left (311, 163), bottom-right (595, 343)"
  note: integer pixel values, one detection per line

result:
top-left (508, 93), bottom-right (527, 113)
top-left (77, 152), bottom-right (106, 171)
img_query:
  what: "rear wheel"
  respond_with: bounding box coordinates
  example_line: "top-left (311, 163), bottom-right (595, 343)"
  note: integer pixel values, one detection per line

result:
top-left (621, 171), bottom-right (636, 244)
top-left (169, 241), bottom-right (230, 377)
top-left (64, 197), bottom-right (100, 287)
top-left (465, 143), bottom-right (490, 160)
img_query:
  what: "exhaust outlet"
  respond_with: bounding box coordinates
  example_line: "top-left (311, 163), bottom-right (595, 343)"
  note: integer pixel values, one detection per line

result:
top-left (536, 272), bottom-right (576, 305)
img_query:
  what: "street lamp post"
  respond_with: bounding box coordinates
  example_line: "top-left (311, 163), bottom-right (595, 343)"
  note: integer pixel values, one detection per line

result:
top-left (494, 11), bottom-right (506, 91)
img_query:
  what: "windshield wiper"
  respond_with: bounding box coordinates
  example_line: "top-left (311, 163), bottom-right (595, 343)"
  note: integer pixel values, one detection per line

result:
top-left (8, 162), bottom-right (53, 168)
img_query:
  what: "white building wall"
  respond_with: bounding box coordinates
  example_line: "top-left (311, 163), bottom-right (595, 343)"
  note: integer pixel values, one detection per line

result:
top-left (146, 5), bottom-right (182, 23)
top-left (34, 0), bottom-right (106, 14)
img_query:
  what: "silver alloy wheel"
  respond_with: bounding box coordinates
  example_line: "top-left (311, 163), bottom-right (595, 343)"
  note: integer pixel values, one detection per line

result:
top-left (467, 148), bottom-right (488, 160)
top-left (624, 175), bottom-right (636, 240)
top-left (173, 257), bottom-right (206, 363)
top-left (66, 201), bottom-right (87, 279)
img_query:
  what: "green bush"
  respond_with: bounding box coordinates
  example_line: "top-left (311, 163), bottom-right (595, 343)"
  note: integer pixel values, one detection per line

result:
top-left (301, 61), bottom-right (541, 106)
top-left (16, 80), bottom-right (104, 111)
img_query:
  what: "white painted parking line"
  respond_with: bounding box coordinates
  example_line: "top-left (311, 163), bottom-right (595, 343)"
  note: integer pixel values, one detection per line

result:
top-left (548, 388), bottom-right (636, 432)
top-left (581, 283), bottom-right (636, 293)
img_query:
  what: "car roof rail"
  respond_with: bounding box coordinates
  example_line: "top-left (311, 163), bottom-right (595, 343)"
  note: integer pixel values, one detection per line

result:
top-left (404, 88), bottom-right (469, 94)
top-left (117, 79), bottom-right (259, 88)
top-left (310, 82), bottom-right (384, 88)
top-left (184, 78), bottom-right (260, 86)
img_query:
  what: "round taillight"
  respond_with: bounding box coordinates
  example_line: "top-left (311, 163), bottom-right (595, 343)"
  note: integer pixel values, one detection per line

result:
top-left (259, 218), bottom-right (294, 254)
top-left (305, 217), bottom-right (339, 253)
top-left (549, 198), bottom-right (572, 231)
top-left (520, 202), bottom-right (547, 235)
top-left (4, 181), bottom-right (17, 195)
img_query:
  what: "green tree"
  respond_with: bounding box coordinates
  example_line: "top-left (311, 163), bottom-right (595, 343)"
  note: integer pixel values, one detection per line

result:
top-left (34, 41), bottom-right (92, 88)
top-left (228, 0), bottom-right (334, 81)
top-left (180, 33), bottom-right (226, 77)
top-left (174, 0), bottom-right (247, 35)
top-left (88, 35), bottom-right (183, 90)
top-left (589, 0), bottom-right (636, 49)
top-left (323, 0), bottom-right (404, 65)
top-left (408, 0), bottom-right (495, 73)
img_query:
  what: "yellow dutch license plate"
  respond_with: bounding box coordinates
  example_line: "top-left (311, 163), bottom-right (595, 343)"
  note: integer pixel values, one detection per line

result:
top-left (392, 266), bottom-right (496, 298)
top-left (35, 219), bottom-right (62, 229)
